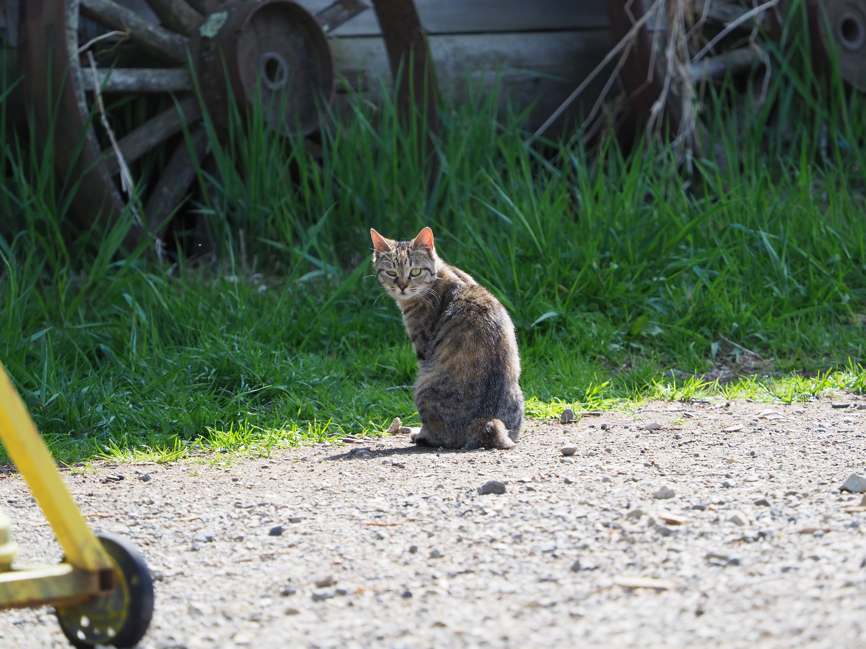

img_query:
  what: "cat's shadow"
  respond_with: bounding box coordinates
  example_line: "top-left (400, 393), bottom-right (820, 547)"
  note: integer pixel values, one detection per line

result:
top-left (325, 443), bottom-right (462, 462)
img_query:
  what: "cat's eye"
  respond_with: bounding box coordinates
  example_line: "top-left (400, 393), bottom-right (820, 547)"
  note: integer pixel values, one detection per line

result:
top-left (409, 269), bottom-right (422, 277)
top-left (385, 271), bottom-right (398, 278)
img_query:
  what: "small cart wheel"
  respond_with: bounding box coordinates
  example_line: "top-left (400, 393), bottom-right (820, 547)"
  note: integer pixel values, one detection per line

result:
top-left (55, 533), bottom-right (155, 648)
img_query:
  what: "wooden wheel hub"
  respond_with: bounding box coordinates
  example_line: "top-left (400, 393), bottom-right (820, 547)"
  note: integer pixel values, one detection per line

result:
top-left (821, 0), bottom-right (866, 90)
top-left (196, 0), bottom-right (333, 135)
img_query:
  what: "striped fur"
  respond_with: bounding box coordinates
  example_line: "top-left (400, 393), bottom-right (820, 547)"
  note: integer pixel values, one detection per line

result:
top-left (371, 227), bottom-right (524, 450)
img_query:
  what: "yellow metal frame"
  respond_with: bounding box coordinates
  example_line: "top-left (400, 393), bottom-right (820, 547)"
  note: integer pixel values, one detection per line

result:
top-left (0, 363), bottom-right (114, 609)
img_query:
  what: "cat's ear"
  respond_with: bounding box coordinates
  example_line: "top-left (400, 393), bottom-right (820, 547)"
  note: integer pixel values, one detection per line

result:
top-left (411, 226), bottom-right (435, 251)
top-left (370, 228), bottom-right (395, 253)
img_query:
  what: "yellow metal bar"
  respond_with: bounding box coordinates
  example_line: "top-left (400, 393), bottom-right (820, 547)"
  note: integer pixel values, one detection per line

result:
top-left (0, 563), bottom-right (100, 609)
top-left (0, 364), bottom-right (112, 572)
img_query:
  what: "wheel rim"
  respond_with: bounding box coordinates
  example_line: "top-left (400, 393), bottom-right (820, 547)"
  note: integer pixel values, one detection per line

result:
top-left (20, 0), bottom-right (334, 246)
top-left (55, 533), bottom-right (154, 648)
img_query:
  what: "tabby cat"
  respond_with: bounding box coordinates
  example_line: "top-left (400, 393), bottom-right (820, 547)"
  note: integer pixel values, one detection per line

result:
top-left (370, 226), bottom-right (524, 450)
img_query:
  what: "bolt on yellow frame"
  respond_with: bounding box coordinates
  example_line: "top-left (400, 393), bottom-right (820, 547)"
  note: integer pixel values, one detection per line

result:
top-left (0, 363), bottom-right (115, 609)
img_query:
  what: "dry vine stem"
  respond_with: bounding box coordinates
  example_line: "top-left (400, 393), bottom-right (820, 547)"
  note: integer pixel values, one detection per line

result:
top-left (532, 0), bottom-right (780, 164)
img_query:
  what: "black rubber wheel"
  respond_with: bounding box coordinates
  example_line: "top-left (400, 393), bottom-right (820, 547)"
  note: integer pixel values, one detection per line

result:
top-left (55, 533), bottom-right (155, 648)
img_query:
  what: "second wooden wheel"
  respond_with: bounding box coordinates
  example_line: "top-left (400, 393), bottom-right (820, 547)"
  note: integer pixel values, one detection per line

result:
top-left (809, 0), bottom-right (866, 91)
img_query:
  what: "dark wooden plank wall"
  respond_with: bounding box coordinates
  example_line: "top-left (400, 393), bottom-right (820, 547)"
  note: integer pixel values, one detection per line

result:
top-left (296, 0), bottom-right (613, 133)
top-left (301, 0), bottom-right (609, 34)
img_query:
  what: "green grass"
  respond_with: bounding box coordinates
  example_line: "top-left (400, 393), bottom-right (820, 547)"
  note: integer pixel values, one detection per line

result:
top-left (1, 12), bottom-right (865, 463)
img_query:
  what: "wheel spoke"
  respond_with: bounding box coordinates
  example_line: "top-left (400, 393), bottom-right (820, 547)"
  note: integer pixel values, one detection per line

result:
top-left (688, 47), bottom-right (761, 82)
top-left (103, 97), bottom-right (201, 176)
top-left (81, 0), bottom-right (190, 63)
top-left (314, 0), bottom-right (369, 34)
top-left (83, 68), bottom-right (192, 94)
top-left (704, 1), bottom-right (765, 28)
top-left (145, 126), bottom-right (209, 234)
top-left (147, 0), bottom-right (202, 36)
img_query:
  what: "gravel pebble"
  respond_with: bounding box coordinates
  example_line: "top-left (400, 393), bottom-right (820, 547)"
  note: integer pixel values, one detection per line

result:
top-left (560, 447), bottom-right (577, 457)
top-left (840, 473), bottom-right (866, 493)
top-left (653, 486), bottom-right (675, 500)
top-left (560, 408), bottom-right (576, 424)
top-left (314, 576), bottom-right (337, 588)
top-left (478, 480), bottom-right (507, 495)
top-left (728, 511), bottom-right (751, 526)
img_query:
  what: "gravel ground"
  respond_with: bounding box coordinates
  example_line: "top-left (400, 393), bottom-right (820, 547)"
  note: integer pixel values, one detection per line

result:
top-left (1, 397), bottom-right (865, 649)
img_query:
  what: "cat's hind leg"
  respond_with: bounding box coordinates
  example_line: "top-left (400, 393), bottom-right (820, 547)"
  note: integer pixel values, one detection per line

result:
top-left (463, 419), bottom-right (515, 450)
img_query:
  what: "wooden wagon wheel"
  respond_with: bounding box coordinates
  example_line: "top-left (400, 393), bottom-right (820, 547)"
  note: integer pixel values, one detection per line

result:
top-left (17, 0), bottom-right (352, 250)
top-left (607, 1), bottom-right (782, 154)
top-left (808, 0), bottom-right (866, 91)
top-left (17, 0), bottom-right (439, 251)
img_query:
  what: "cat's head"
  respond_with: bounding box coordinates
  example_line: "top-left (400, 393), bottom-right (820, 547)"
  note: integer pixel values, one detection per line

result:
top-left (370, 226), bottom-right (439, 300)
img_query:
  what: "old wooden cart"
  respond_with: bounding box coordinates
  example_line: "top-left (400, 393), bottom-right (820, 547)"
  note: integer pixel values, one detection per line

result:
top-left (1, 1), bottom-right (863, 247)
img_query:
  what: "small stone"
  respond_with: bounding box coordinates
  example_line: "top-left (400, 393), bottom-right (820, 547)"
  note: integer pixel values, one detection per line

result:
top-left (640, 422), bottom-right (663, 431)
top-left (479, 480), bottom-right (507, 495)
top-left (569, 559), bottom-right (597, 572)
top-left (831, 402), bottom-right (851, 409)
top-left (728, 511), bottom-right (750, 526)
top-left (268, 525), bottom-right (285, 537)
top-left (653, 486), bottom-right (675, 500)
top-left (563, 477), bottom-right (574, 485)
top-left (840, 473), bottom-right (866, 494)
top-left (100, 474), bottom-right (124, 484)
top-left (288, 517), bottom-right (303, 524)
top-left (194, 531), bottom-right (215, 543)
top-left (626, 509), bottom-right (646, 520)
top-left (560, 408), bottom-right (576, 424)
top-left (613, 577), bottom-right (673, 591)
top-left (430, 549), bottom-right (444, 559)
top-left (657, 512), bottom-right (687, 526)
top-left (721, 480), bottom-right (734, 488)
top-left (754, 497), bottom-right (771, 507)
top-left (408, 545), bottom-right (418, 554)
top-left (560, 447), bottom-right (578, 457)
top-left (311, 590), bottom-right (335, 602)
top-left (314, 576), bottom-right (337, 588)
top-left (284, 607), bottom-right (300, 616)
top-left (387, 417), bottom-right (403, 434)
top-left (280, 586), bottom-right (297, 597)
top-left (706, 552), bottom-right (741, 567)
top-left (401, 590), bottom-right (413, 599)
top-left (137, 473), bottom-right (152, 482)
top-left (651, 521), bottom-right (674, 537)
top-left (335, 588), bottom-right (348, 597)
top-left (690, 502), bottom-right (708, 511)
top-left (349, 448), bottom-right (373, 458)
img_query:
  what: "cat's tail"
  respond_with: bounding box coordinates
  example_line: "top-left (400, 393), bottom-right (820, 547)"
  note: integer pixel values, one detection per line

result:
top-left (471, 418), bottom-right (516, 450)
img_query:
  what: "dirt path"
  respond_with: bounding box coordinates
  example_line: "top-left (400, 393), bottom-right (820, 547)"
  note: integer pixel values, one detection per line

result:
top-left (1, 397), bottom-right (865, 649)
